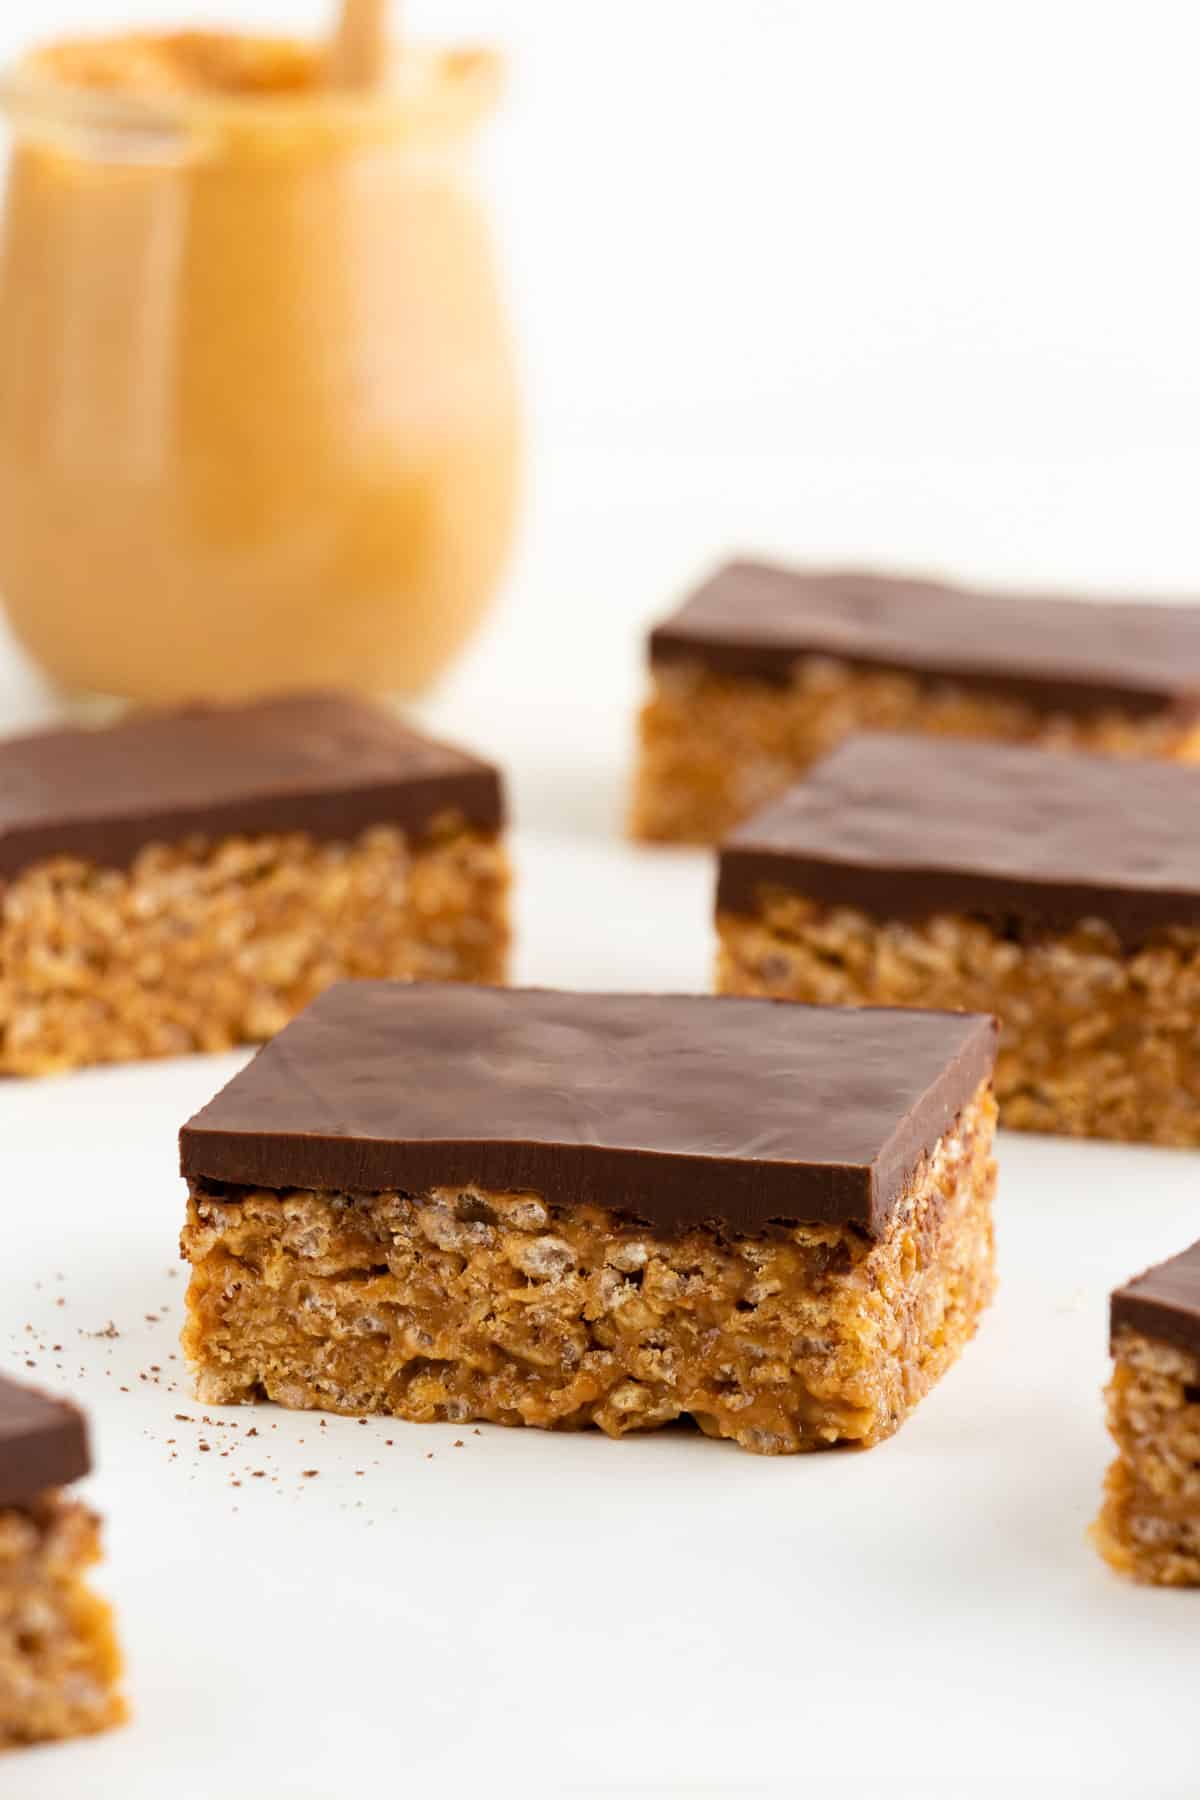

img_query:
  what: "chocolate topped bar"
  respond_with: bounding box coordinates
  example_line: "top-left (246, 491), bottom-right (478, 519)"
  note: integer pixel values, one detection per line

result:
top-left (1111, 1242), bottom-right (1200, 1359)
top-left (651, 561), bottom-right (1200, 715)
top-left (0, 691), bottom-right (503, 878)
top-left (718, 732), bottom-right (1200, 944)
top-left (180, 983), bottom-right (996, 1238)
top-left (0, 1374), bottom-right (90, 1508)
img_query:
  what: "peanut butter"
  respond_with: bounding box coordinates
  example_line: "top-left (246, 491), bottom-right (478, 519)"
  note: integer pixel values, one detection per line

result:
top-left (0, 33), bottom-right (519, 701)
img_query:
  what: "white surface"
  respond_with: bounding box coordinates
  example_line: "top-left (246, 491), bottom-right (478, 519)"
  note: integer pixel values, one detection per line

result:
top-left (2, 862), bottom-right (1199, 1800)
top-left (0, 3), bottom-right (1198, 1796)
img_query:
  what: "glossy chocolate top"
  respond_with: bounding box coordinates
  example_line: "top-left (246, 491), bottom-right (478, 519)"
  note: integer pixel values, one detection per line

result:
top-left (0, 692), bottom-right (503, 879)
top-left (718, 732), bottom-right (1200, 944)
top-left (180, 983), bottom-right (997, 1239)
top-left (0, 1374), bottom-right (90, 1508)
top-left (649, 560), bottom-right (1200, 714)
top-left (1112, 1240), bottom-right (1200, 1359)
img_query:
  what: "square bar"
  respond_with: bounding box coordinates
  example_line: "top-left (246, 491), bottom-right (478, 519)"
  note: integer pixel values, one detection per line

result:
top-left (0, 1375), bottom-right (125, 1747)
top-left (1092, 1243), bottom-right (1200, 1587)
top-left (180, 983), bottom-right (998, 1456)
top-left (632, 561), bottom-right (1200, 841)
top-left (717, 732), bottom-right (1200, 1143)
top-left (0, 691), bottom-right (508, 1074)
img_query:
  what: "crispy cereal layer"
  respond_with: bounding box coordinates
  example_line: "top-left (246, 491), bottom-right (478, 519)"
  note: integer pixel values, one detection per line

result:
top-left (0, 818), bottom-right (508, 1075)
top-left (632, 659), bottom-right (1200, 843)
top-left (0, 1492), bottom-right (125, 1749)
top-left (718, 895), bottom-right (1200, 1144)
top-left (1092, 1328), bottom-right (1200, 1587)
top-left (181, 1084), bottom-right (996, 1455)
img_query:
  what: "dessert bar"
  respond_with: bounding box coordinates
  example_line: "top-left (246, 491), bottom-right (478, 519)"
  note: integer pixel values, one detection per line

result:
top-left (180, 983), bottom-right (998, 1456)
top-left (633, 561), bottom-right (1200, 841)
top-left (1092, 1242), bottom-right (1200, 1586)
top-left (717, 733), bottom-right (1200, 1143)
top-left (0, 1375), bottom-right (125, 1748)
top-left (0, 691), bottom-right (508, 1073)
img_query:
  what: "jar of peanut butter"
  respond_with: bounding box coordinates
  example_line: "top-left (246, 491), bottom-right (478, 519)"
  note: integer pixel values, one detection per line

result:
top-left (0, 33), bottom-right (519, 702)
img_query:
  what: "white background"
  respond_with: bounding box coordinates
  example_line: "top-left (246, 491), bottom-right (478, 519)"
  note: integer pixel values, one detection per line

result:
top-left (0, 4), bottom-right (1198, 1797)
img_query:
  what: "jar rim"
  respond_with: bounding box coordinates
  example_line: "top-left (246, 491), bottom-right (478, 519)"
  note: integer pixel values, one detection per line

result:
top-left (0, 38), bottom-right (502, 147)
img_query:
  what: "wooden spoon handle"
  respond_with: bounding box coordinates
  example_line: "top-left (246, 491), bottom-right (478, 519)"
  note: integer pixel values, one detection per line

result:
top-left (329, 0), bottom-right (391, 90)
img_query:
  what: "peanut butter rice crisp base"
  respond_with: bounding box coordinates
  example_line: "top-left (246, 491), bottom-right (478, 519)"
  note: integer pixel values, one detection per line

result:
top-left (0, 1376), bottom-right (125, 1746)
top-left (633, 562), bottom-right (1200, 842)
top-left (1092, 1242), bottom-right (1200, 1587)
top-left (716, 734), bottom-right (1200, 1142)
top-left (0, 692), bottom-right (508, 1073)
top-left (180, 986), bottom-right (997, 1454)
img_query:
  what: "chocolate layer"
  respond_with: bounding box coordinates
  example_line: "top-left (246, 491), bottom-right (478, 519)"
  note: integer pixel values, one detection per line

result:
top-left (0, 692), bottom-right (503, 879)
top-left (180, 983), bottom-right (997, 1240)
top-left (650, 561), bottom-right (1200, 715)
top-left (0, 1374), bottom-right (90, 1508)
top-left (718, 732), bottom-right (1200, 945)
top-left (1112, 1241), bottom-right (1200, 1359)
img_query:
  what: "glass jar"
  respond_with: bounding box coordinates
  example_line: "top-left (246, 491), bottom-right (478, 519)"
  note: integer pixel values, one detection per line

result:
top-left (0, 35), bottom-right (520, 702)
